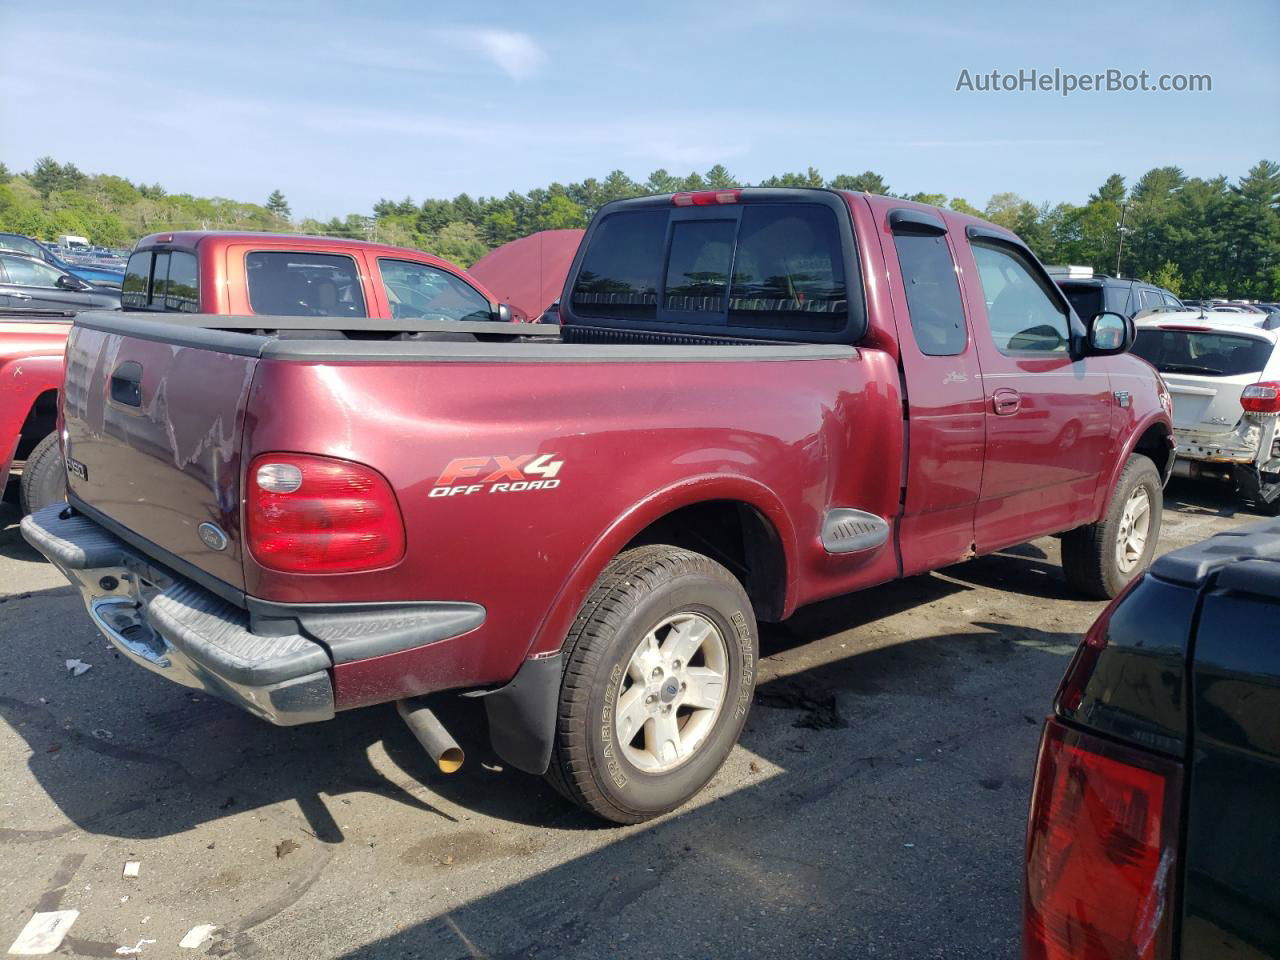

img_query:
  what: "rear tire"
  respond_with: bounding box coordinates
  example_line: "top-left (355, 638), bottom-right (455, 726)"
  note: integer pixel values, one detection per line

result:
top-left (19, 432), bottom-right (66, 515)
top-left (1062, 454), bottom-right (1162, 599)
top-left (545, 545), bottom-right (757, 824)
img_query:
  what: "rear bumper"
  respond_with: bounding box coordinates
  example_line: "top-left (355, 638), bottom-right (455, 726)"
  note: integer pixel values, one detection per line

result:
top-left (21, 504), bottom-right (335, 725)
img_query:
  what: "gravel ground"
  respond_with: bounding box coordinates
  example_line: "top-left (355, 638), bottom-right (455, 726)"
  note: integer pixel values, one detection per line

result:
top-left (0, 478), bottom-right (1260, 959)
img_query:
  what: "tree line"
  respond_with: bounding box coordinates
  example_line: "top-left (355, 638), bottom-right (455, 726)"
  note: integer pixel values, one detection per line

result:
top-left (1, 156), bottom-right (1277, 298)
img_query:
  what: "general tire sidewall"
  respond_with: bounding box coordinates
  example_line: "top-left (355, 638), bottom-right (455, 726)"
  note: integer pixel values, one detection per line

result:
top-left (20, 433), bottom-right (66, 515)
top-left (1106, 460), bottom-right (1163, 594)
top-left (583, 574), bottom-right (756, 817)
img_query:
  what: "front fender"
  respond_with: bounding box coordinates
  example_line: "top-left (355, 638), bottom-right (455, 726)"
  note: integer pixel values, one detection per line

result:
top-left (1095, 410), bottom-right (1175, 519)
top-left (525, 473), bottom-right (798, 658)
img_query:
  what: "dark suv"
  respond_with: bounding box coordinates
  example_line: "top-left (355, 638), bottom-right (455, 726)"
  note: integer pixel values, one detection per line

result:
top-left (1048, 265), bottom-right (1183, 320)
top-left (1025, 520), bottom-right (1280, 960)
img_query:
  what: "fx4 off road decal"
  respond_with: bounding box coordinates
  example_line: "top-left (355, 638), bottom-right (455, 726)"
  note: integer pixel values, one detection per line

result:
top-left (430, 454), bottom-right (564, 498)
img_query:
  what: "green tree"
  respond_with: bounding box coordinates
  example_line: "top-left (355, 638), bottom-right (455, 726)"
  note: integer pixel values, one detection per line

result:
top-left (828, 171), bottom-right (890, 195)
top-left (427, 221), bottom-right (488, 267)
top-left (266, 189), bottom-right (291, 219)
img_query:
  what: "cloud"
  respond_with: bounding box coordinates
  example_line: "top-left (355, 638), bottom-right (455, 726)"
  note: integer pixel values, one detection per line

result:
top-left (447, 28), bottom-right (547, 81)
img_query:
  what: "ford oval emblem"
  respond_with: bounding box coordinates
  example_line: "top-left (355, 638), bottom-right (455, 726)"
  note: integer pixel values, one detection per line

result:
top-left (197, 522), bottom-right (229, 552)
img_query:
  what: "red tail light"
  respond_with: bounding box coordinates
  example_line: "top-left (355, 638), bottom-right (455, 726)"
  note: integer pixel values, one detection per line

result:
top-left (672, 189), bottom-right (741, 207)
top-left (246, 453), bottom-right (405, 573)
top-left (1241, 380), bottom-right (1280, 414)
top-left (1025, 719), bottom-right (1181, 960)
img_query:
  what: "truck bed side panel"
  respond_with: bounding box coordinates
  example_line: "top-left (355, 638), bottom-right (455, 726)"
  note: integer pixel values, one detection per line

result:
top-left (240, 349), bottom-right (903, 706)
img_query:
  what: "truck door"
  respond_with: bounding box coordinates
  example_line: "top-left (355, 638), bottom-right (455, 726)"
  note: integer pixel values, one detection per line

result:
top-left (881, 207), bottom-right (986, 576)
top-left (955, 227), bottom-right (1114, 553)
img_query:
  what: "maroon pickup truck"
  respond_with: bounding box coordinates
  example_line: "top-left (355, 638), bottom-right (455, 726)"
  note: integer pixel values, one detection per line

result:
top-left (22, 188), bottom-right (1174, 823)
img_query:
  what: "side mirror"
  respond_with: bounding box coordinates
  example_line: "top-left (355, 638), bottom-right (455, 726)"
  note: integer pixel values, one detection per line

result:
top-left (1086, 310), bottom-right (1134, 355)
top-left (57, 274), bottom-right (88, 291)
top-left (493, 303), bottom-right (514, 323)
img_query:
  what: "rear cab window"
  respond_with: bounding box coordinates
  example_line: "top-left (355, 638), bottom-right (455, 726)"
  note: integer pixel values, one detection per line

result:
top-left (122, 249), bottom-right (200, 312)
top-left (246, 251), bottom-right (366, 317)
top-left (1132, 329), bottom-right (1275, 377)
top-left (567, 192), bottom-right (863, 343)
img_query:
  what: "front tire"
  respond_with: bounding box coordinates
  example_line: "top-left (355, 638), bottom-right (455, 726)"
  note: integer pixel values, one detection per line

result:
top-left (546, 545), bottom-right (758, 824)
top-left (19, 432), bottom-right (66, 515)
top-left (1062, 454), bottom-right (1163, 599)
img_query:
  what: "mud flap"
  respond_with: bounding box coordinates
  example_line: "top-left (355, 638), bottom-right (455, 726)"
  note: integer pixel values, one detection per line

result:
top-left (471, 653), bottom-right (562, 775)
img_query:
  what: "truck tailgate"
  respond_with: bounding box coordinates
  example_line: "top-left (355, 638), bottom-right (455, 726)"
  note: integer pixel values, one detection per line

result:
top-left (62, 322), bottom-right (256, 591)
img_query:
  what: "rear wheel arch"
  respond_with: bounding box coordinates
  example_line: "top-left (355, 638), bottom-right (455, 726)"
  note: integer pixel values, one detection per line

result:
top-left (528, 478), bottom-right (796, 658)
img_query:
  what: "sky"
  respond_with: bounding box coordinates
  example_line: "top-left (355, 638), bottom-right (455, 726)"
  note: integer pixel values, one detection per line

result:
top-left (1, 0), bottom-right (1277, 219)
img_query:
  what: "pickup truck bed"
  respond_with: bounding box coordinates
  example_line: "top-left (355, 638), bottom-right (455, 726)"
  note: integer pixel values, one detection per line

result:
top-left (24, 188), bottom-right (1174, 823)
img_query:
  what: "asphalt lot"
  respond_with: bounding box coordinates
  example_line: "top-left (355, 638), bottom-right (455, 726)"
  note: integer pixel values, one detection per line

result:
top-left (0, 478), bottom-right (1261, 960)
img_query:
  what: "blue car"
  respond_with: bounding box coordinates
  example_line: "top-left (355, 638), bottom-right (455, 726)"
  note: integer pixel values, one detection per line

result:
top-left (0, 232), bottom-right (124, 288)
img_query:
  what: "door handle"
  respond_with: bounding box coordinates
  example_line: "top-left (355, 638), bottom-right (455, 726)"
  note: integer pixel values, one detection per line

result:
top-left (992, 388), bottom-right (1021, 416)
top-left (10, 292), bottom-right (32, 300)
top-left (110, 361), bottom-right (143, 407)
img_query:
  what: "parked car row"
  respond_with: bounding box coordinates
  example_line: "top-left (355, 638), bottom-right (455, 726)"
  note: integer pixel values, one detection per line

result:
top-left (0, 232), bottom-right (126, 287)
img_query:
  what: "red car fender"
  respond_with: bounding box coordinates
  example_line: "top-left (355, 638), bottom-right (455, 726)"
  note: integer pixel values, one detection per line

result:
top-left (0, 350), bottom-right (64, 480)
top-left (525, 472), bottom-right (800, 659)
top-left (1092, 409), bottom-right (1175, 520)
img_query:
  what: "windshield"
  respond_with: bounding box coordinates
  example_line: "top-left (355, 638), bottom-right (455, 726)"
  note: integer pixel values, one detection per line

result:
top-left (1132, 328), bottom-right (1275, 377)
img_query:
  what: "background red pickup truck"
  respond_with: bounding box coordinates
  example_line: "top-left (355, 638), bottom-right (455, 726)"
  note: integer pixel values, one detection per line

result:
top-left (3, 231), bottom-right (512, 513)
top-left (22, 188), bottom-right (1174, 823)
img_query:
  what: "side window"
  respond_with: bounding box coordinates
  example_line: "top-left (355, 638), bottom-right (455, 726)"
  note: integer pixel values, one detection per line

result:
top-left (2, 255), bottom-right (63, 287)
top-left (892, 232), bottom-right (967, 356)
top-left (729, 204), bottom-right (847, 331)
top-left (122, 252), bottom-right (151, 309)
top-left (1140, 288), bottom-right (1165, 311)
top-left (378, 259), bottom-right (491, 322)
top-left (246, 251), bottom-right (367, 318)
top-left (971, 243), bottom-right (1070, 355)
top-left (1163, 293), bottom-right (1182, 308)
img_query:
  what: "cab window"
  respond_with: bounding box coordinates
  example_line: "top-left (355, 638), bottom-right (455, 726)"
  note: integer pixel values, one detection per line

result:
top-left (378, 259), bottom-right (491, 322)
top-left (246, 251), bottom-right (366, 317)
top-left (893, 232), bottom-right (967, 356)
top-left (971, 243), bottom-right (1071, 354)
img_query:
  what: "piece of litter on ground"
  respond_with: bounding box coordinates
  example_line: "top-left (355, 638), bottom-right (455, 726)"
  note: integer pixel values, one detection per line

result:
top-left (92, 729), bottom-right (114, 740)
top-left (115, 938), bottom-right (156, 956)
top-left (7, 910), bottom-right (79, 955)
top-left (903, 843), bottom-right (916, 848)
top-left (65, 659), bottom-right (92, 677)
top-left (122, 860), bottom-right (141, 878)
top-left (179, 925), bottom-right (218, 949)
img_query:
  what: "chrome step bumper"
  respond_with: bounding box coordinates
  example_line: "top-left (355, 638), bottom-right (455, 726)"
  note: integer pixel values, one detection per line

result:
top-left (20, 504), bottom-right (334, 725)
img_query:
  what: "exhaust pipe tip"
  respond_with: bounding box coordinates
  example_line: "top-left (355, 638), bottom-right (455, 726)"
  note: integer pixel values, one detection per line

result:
top-left (396, 698), bottom-right (465, 774)
top-left (436, 747), bottom-right (465, 774)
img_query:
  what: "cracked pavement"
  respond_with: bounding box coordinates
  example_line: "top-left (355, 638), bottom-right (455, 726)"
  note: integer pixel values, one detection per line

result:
top-left (0, 480), bottom-right (1259, 959)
